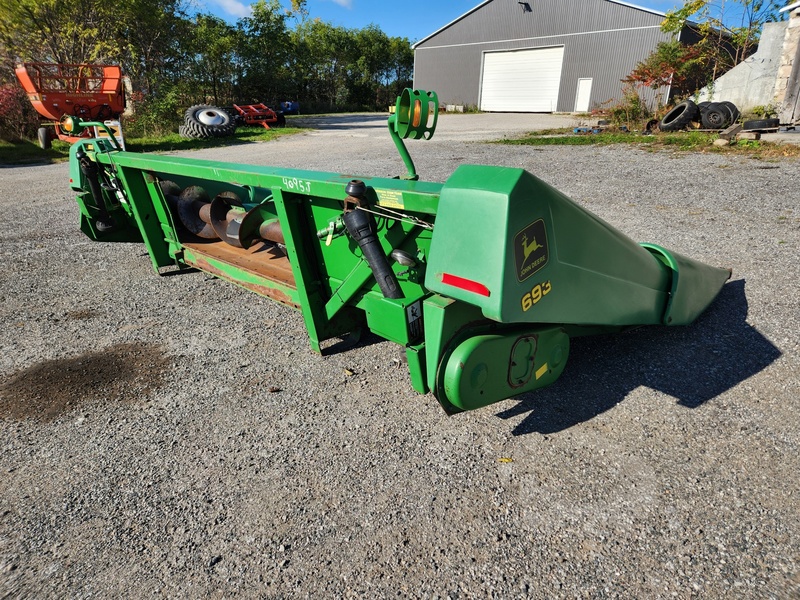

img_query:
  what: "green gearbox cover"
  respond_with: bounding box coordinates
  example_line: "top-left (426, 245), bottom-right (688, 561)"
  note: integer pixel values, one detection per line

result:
top-left (440, 326), bottom-right (570, 412)
top-left (424, 165), bottom-right (728, 327)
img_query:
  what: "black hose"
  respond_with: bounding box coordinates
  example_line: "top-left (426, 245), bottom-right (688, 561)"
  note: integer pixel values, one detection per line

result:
top-left (343, 208), bottom-right (402, 299)
top-left (342, 180), bottom-right (402, 299)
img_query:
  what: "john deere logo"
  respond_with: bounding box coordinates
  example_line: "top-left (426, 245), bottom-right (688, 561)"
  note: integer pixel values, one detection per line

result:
top-left (514, 219), bottom-right (548, 282)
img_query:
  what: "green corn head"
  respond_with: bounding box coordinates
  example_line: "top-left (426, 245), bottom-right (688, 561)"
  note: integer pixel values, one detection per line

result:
top-left (66, 91), bottom-right (730, 413)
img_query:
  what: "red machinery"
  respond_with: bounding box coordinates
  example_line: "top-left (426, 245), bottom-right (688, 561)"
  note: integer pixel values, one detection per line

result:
top-left (15, 63), bottom-right (126, 147)
top-left (232, 103), bottom-right (286, 129)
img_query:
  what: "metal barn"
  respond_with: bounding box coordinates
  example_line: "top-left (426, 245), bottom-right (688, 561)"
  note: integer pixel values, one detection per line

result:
top-left (412, 0), bottom-right (691, 112)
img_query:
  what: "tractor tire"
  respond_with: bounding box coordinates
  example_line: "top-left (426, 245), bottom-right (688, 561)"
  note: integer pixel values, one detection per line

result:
top-left (719, 101), bottom-right (740, 124)
top-left (182, 117), bottom-right (212, 139)
top-left (181, 118), bottom-right (220, 139)
top-left (659, 100), bottom-right (699, 131)
top-left (184, 104), bottom-right (236, 138)
top-left (743, 118), bottom-right (779, 131)
top-left (182, 120), bottom-right (207, 139)
top-left (700, 103), bottom-right (730, 129)
top-left (37, 127), bottom-right (51, 150)
top-left (178, 124), bottom-right (194, 139)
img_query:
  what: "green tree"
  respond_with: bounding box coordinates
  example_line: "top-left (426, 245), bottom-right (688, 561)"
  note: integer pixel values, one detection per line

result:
top-left (236, 0), bottom-right (293, 103)
top-left (184, 14), bottom-right (239, 105)
top-left (0, 0), bottom-right (112, 66)
top-left (0, 0), bottom-right (415, 129)
top-left (352, 25), bottom-right (391, 107)
top-left (110, 0), bottom-right (189, 97)
top-left (288, 20), bottom-right (413, 111)
top-left (289, 20), bottom-right (355, 109)
top-left (383, 36), bottom-right (414, 106)
top-left (0, 0), bottom-right (189, 94)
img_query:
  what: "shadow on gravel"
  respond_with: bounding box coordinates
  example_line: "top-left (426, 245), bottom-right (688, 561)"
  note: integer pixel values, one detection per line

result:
top-left (0, 342), bottom-right (170, 422)
top-left (293, 115), bottom-right (388, 130)
top-left (321, 330), bottom-right (386, 355)
top-left (497, 279), bottom-right (781, 436)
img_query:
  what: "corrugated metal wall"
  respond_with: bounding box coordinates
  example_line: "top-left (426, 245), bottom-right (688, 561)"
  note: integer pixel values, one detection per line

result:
top-left (413, 0), bottom-right (674, 112)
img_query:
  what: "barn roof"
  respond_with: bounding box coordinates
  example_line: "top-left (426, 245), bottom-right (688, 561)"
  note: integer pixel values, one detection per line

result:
top-left (412, 0), bottom-right (669, 48)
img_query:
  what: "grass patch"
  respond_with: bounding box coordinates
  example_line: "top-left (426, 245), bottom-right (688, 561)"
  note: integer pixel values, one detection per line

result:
top-left (502, 129), bottom-right (717, 150)
top-left (127, 126), bottom-right (300, 153)
top-left (0, 126), bottom-right (301, 166)
top-left (500, 128), bottom-right (800, 157)
top-left (0, 139), bottom-right (71, 165)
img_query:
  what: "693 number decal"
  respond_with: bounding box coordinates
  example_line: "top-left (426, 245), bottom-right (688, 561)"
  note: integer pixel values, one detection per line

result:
top-left (521, 280), bottom-right (552, 312)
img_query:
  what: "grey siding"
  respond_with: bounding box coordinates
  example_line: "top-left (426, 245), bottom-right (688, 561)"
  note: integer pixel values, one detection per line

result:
top-left (413, 0), bottom-right (674, 111)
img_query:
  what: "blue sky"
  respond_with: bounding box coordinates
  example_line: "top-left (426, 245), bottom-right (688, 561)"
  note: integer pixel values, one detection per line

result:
top-left (196, 0), bottom-right (683, 43)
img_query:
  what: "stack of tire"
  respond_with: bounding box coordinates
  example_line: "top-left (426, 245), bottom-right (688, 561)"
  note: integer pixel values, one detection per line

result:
top-left (179, 105), bottom-right (236, 139)
top-left (659, 100), bottom-right (741, 131)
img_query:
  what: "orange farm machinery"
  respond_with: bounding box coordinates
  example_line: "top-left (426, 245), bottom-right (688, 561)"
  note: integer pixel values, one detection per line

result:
top-left (15, 62), bottom-right (126, 148)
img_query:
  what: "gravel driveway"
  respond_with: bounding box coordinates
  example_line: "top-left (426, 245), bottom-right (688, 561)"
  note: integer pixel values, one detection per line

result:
top-left (1, 113), bottom-right (798, 598)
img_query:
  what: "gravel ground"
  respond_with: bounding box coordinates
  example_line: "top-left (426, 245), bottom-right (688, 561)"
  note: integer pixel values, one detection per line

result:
top-left (1, 113), bottom-right (799, 599)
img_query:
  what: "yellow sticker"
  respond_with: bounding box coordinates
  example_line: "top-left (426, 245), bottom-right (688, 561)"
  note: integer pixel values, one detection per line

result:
top-left (535, 363), bottom-right (549, 380)
top-left (376, 189), bottom-right (404, 209)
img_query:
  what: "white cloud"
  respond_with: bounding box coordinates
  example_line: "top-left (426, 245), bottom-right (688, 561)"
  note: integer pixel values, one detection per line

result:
top-left (211, 0), bottom-right (252, 19)
top-left (329, 0), bottom-right (353, 8)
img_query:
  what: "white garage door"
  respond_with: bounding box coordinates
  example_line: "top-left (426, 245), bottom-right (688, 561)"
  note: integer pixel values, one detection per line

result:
top-left (480, 46), bottom-right (565, 112)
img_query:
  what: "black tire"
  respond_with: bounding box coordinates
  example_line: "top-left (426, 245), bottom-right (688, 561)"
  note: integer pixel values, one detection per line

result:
top-left (276, 112), bottom-right (286, 127)
top-left (715, 103), bottom-right (736, 128)
top-left (719, 101), bottom-right (740, 123)
top-left (182, 118), bottom-right (223, 139)
top-left (210, 122), bottom-right (236, 138)
top-left (659, 100), bottom-right (699, 131)
top-left (37, 126), bottom-right (51, 150)
top-left (700, 103), bottom-right (730, 129)
top-left (697, 101), bottom-right (712, 123)
top-left (184, 104), bottom-right (236, 138)
top-left (743, 118), bottom-right (780, 131)
top-left (182, 120), bottom-right (206, 138)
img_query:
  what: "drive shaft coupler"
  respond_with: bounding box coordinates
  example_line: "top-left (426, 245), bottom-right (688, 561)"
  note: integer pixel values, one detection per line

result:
top-left (342, 180), bottom-right (402, 299)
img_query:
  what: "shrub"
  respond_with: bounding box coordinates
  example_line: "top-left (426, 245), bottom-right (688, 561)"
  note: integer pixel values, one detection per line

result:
top-left (624, 40), bottom-right (708, 97)
top-left (0, 85), bottom-right (41, 142)
top-left (750, 104), bottom-right (778, 118)
top-left (123, 88), bottom-right (185, 138)
top-left (603, 85), bottom-right (652, 129)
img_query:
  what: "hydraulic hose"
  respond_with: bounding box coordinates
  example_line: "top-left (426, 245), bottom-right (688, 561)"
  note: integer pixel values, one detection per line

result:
top-left (342, 180), bottom-right (402, 299)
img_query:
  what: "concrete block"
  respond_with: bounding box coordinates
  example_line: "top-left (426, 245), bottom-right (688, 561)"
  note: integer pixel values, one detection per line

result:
top-left (737, 131), bottom-right (761, 141)
top-left (719, 123), bottom-right (743, 140)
